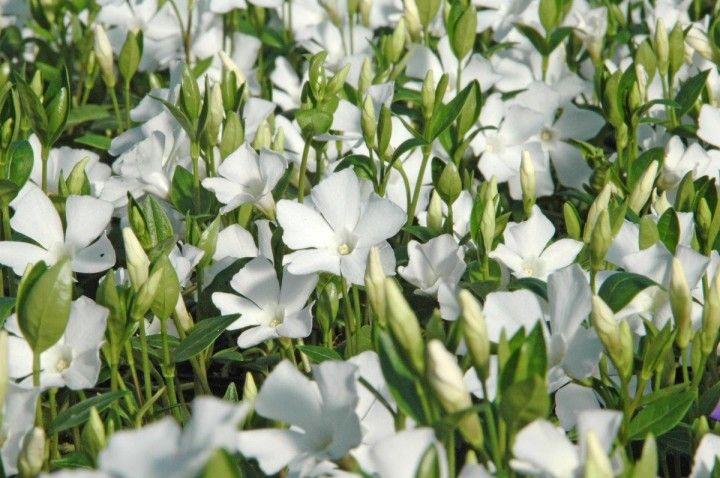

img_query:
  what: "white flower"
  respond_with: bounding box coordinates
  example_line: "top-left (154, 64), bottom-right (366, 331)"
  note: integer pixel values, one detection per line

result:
top-left (212, 256), bottom-right (317, 348)
top-left (237, 360), bottom-right (362, 475)
top-left (98, 397), bottom-right (248, 478)
top-left (1, 384), bottom-right (40, 476)
top-left (202, 143), bottom-right (287, 215)
top-left (276, 169), bottom-right (405, 285)
top-left (398, 234), bottom-right (466, 320)
top-left (511, 410), bottom-right (622, 478)
top-left (28, 135), bottom-right (111, 197)
top-left (6, 296), bottom-right (108, 390)
top-left (690, 433), bottom-right (720, 478)
top-left (0, 184), bottom-right (115, 275)
top-left (482, 289), bottom-right (546, 342)
top-left (490, 205), bottom-right (583, 281)
top-left (360, 428), bottom-right (449, 478)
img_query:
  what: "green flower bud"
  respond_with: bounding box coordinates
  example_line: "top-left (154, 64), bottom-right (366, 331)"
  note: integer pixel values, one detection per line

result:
top-left (450, 5), bottom-right (477, 60)
top-left (590, 209), bottom-right (611, 271)
top-left (365, 246), bottom-right (387, 326)
top-left (670, 258), bottom-right (693, 349)
top-left (377, 106), bottom-right (392, 158)
top-left (415, 0), bottom-right (441, 28)
top-left (220, 111), bottom-right (245, 160)
top-left (81, 407), bottom-right (106, 462)
top-left (361, 95), bottom-right (376, 147)
top-left (697, 197), bottom-right (712, 237)
top-left (652, 189), bottom-right (671, 215)
top-left (655, 19), bottom-right (669, 75)
top-left (628, 161), bottom-right (658, 214)
top-left (358, 57), bottom-right (374, 95)
top-left (326, 63), bottom-right (351, 96)
top-left (427, 340), bottom-right (484, 449)
top-left (272, 128), bottom-right (285, 153)
top-left (130, 266), bottom-right (162, 320)
top-left (437, 162), bottom-right (462, 206)
top-left (384, 278), bottom-right (425, 374)
top-left (387, 19), bottom-right (406, 63)
top-left (583, 183), bottom-right (613, 243)
top-left (668, 23), bottom-right (685, 76)
top-left (422, 70), bottom-right (435, 120)
top-left (252, 119), bottom-right (272, 150)
top-left (481, 195), bottom-right (496, 254)
top-left (243, 372), bottom-right (258, 402)
top-left (180, 65), bottom-right (201, 120)
top-left (119, 30), bottom-right (142, 83)
top-left (458, 290), bottom-right (489, 379)
top-left (563, 202), bottom-right (582, 240)
top-left (203, 82), bottom-right (225, 147)
top-left (592, 295), bottom-right (632, 379)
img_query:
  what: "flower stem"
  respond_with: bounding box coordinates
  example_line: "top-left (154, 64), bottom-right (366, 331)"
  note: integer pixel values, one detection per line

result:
top-left (297, 139), bottom-right (312, 202)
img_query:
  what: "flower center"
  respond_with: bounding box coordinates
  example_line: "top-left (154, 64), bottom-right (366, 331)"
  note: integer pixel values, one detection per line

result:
top-left (540, 128), bottom-right (554, 142)
top-left (337, 243), bottom-right (352, 255)
top-left (521, 257), bottom-right (541, 277)
top-left (55, 357), bottom-right (71, 373)
top-left (268, 307), bottom-right (285, 328)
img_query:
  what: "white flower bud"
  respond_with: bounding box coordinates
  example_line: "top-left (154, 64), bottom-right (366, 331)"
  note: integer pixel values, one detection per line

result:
top-left (520, 150), bottom-right (536, 216)
top-left (94, 25), bottom-right (115, 88)
top-left (122, 227), bottom-right (150, 290)
top-left (655, 19), bottom-right (669, 74)
top-left (427, 340), bottom-right (484, 449)
top-left (404, 0), bottom-right (422, 40)
top-left (18, 427), bottom-right (45, 478)
top-left (670, 258), bottom-right (693, 349)
top-left (628, 161), bottom-right (658, 214)
top-left (219, 51), bottom-right (246, 87)
top-left (686, 27), bottom-right (714, 61)
top-left (427, 190), bottom-right (443, 233)
top-left (480, 197), bottom-right (495, 254)
top-left (584, 431), bottom-right (614, 478)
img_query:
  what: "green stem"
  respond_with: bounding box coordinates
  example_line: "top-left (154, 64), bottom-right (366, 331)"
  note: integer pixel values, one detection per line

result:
top-left (407, 146), bottom-right (431, 225)
top-left (138, 320), bottom-right (154, 405)
top-left (160, 318), bottom-right (182, 421)
top-left (109, 88), bottom-right (123, 133)
top-left (123, 79), bottom-right (132, 129)
top-left (40, 143), bottom-right (49, 193)
top-left (297, 139), bottom-right (312, 202)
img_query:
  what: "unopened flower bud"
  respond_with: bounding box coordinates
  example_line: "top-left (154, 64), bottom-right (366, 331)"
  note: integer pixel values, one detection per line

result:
top-left (702, 273), bottom-right (720, 355)
top-left (655, 19), bottom-right (669, 74)
top-left (592, 295), bottom-right (633, 379)
top-left (387, 19), bottom-right (406, 63)
top-left (422, 70), bottom-right (435, 119)
top-left (686, 27), bottom-right (713, 61)
top-left (670, 258), bottom-right (693, 349)
top-left (358, 58), bottom-right (373, 95)
top-left (437, 162), bottom-right (461, 206)
top-left (427, 190), bottom-right (443, 233)
top-left (123, 227), bottom-right (150, 290)
top-left (628, 161), bottom-right (658, 214)
top-left (130, 266), bottom-right (162, 320)
top-left (458, 290), bottom-right (489, 378)
top-left (361, 95), bottom-right (376, 147)
top-left (243, 372), bottom-right (257, 402)
top-left (652, 189), bottom-right (671, 215)
top-left (480, 198), bottom-right (495, 254)
top-left (583, 183), bottom-right (613, 243)
top-left (17, 427), bottom-right (45, 478)
top-left (404, 0), bottom-right (422, 40)
top-left (520, 150), bottom-right (536, 216)
top-left (563, 202), bottom-right (582, 240)
top-left (427, 340), bottom-right (484, 449)
top-left (219, 51), bottom-right (246, 87)
top-left (584, 431), bottom-right (613, 478)
top-left (81, 407), bottom-right (106, 461)
top-left (590, 209), bottom-right (611, 270)
top-left (94, 25), bottom-right (115, 88)
top-left (253, 119), bottom-right (272, 150)
top-left (385, 278), bottom-right (425, 374)
top-left (365, 246), bottom-right (388, 325)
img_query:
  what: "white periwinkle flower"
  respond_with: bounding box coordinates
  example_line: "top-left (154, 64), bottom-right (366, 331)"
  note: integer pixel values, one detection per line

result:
top-left (276, 168), bottom-right (405, 285)
top-left (212, 256), bottom-right (318, 348)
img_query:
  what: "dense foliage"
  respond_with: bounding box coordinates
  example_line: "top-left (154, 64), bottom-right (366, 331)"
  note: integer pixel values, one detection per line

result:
top-left (3, 0), bottom-right (720, 476)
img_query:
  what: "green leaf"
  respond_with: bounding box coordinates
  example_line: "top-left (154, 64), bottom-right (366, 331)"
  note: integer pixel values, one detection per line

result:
top-left (513, 277), bottom-right (548, 301)
top-left (13, 73), bottom-right (48, 144)
top-left (598, 272), bottom-right (657, 313)
top-left (152, 96), bottom-right (196, 141)
top-left (499, 375), bottom-right (549, 427)
top-left (74, 133), bottom-right (111, 150)
top-left (392, 137), bottom-right (426, 162)
top-left (514, 24), bottom-right (548, 55)
top-left (335, 154), bottom-right (377, 184)
top-left (377, 331), bottom-right (425, 422)
top-left (49, 390), bottom-right (129, 433)
top-left (675, 69), bottom-right (710, 118)
top-left (296, 344), bottom-right (342, 362)
top-left (427, 82), bottom-right (473, 141)
top-left (628, 388), bottom-right (696, 440)
top-left (174, 314), bottom-right (239, 362)
top-left (150, 256), bottom-right (180, 320)
top-left (4, 139), bottom-right (33, 193)
top-left (17, 258), bottom-right (73, 354)
top-left (656, 208), bottom-right (680, 253)
top-left (66, 104), bottom-right (110, 127)
top-left (201, 449), bottom-right (242, 478)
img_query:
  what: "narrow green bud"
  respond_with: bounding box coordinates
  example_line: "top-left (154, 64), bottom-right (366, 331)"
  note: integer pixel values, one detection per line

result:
top-left (563, 202), bottom-right (582, 240)
top-left (520, 150), bottom-right (536, 216)
top-left (384, 278), bottom-right (425, 374)
top-left (122, 227), bottom-right (150, 290)
top-left (365, 247), bottom-right (388, 326)
top-left (361, 95), bottom-right (376, 147)
top-left (427, 190), bottom-right (443, 233)
top-left (590, 209), bottom-right (611, 270)
top-left (655, 19), bottom-right (669, 74)
top-left (670, 258), bottom-right (693, 349)
top-left (422, 70), bottom-right (435, 119)
top-left (94, 24), bottom-right (115, 88)
top-left (458, 290), bottom-right (489, 379)
top-left (481, 197), bottom-right (496, 254)
top-left (81, 407), bottom-right (106, 461)
top-left (119, 30), bottom-right (141, 83)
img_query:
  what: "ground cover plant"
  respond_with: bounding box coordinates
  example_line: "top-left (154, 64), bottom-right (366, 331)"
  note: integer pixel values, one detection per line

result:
top-left (3, 0), bottom-right (720, 476)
